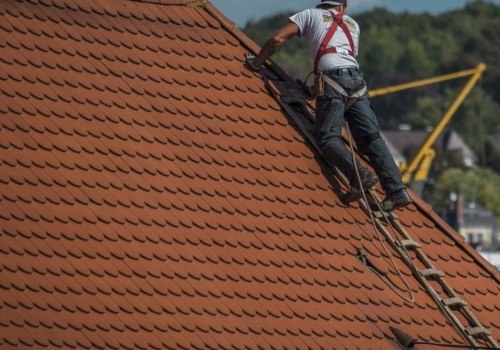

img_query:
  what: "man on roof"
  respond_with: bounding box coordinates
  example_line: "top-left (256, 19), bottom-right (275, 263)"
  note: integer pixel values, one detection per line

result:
top-left (247, 0), bottom-right (412, 211)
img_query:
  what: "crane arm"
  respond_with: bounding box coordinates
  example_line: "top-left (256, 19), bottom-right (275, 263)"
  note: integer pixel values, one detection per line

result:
top-left (368, 63), bottom-right (486, 185)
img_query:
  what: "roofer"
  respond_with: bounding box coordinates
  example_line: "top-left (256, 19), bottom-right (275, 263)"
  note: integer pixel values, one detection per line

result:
top-left (247, 0), bottom-right (412, 211)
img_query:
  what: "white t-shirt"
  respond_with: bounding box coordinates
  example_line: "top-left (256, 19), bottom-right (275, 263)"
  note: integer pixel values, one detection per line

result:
top-left (290, 8), bottom-right (360, 72)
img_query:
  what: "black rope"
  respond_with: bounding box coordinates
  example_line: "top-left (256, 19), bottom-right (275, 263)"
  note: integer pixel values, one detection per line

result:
top-left (412, 340), bottom-right (500, 349)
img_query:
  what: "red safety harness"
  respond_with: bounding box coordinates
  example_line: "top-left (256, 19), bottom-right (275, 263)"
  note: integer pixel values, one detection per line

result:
top-left (314, 11), bottom-right (356, 73)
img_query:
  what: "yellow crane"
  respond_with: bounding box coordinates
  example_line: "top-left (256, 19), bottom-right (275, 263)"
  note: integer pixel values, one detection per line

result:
top-left (369, 63), bottom-right (487, 190)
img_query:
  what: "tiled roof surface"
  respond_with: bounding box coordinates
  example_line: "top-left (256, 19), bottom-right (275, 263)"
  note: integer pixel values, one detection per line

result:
top-left (0, 1), bottom-right (499, 349)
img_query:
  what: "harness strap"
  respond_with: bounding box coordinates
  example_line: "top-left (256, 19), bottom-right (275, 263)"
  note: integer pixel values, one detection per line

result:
top-left (320, 47), bottom-right (355, 58)
top-left (340, 21), bottom-right (355, 54)
top-left (322, 74), bottom-right (366, 98)
top-left (314, 11), bottom-right (356, 73)
top-left (321, 73), bottom-right (367, 110)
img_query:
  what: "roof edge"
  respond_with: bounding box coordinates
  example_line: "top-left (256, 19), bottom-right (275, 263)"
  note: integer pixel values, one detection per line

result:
top-left (204, 1), bottom-right (296, 85)
top-left (204, 2), bottom-right (238, 36)
top-left (127, 0), bottom-right (199, 4)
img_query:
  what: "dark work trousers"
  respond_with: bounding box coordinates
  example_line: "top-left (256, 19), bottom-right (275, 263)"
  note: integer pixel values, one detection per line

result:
top-left (314, 67), bottom-right (405, 195)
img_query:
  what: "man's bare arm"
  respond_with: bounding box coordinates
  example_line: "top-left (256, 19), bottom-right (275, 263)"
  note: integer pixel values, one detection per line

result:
top-left (249, 22), bottom-right (300, 70)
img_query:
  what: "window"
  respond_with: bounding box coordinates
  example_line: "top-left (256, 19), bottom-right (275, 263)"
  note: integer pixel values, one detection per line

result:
top-left (467, 233), bottom-right (474, 243)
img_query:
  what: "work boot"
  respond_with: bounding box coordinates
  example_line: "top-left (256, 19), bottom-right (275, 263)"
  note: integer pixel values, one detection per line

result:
top-left (342, 172), bottom-right (379, 204)
top-left (380, 188), bottom-right (413, 211)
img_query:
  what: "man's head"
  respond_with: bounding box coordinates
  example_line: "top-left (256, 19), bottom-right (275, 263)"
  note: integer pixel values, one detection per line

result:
top-left (316, 0), bottom-right (347, 11)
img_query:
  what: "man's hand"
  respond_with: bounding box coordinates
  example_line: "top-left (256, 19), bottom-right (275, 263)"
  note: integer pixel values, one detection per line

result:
top-left (246, 22), bottom-right (300, 72)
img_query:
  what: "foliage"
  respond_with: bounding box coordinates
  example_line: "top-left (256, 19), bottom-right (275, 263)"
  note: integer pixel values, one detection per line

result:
top-left (243, 0), bottom-right (500, 172)
top-left (433, 168), bottom-right (500, 218)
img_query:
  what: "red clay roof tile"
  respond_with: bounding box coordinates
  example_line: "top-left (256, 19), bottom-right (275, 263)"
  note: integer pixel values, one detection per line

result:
top-left (1, 0), bottom-right (499, 349)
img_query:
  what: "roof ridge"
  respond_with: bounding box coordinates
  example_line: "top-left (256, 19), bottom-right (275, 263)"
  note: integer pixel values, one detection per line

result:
top-left (203, 1), bottom-right (295, 85)
top-left (126, 0), bottom-right (199, 4)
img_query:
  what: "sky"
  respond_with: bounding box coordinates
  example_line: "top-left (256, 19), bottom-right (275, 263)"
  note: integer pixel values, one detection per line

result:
top-left (210, 0), bottom-right (500, 27)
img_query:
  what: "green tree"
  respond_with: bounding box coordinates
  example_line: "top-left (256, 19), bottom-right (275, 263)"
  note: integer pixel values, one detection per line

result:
top-left (452, 88), bottom-right (500, 165)
top-left (434, 168), bottom-right (500, 218)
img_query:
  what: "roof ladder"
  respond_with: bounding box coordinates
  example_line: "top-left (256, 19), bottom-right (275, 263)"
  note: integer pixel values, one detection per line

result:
top-left (363, 192), bottom-right (499, 350)
top-left (264, 78), bottom-right (500, 350)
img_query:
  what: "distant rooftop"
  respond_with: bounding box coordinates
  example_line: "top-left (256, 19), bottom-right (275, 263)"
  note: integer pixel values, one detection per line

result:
top-left (382, 129), bottom-right (478, 166)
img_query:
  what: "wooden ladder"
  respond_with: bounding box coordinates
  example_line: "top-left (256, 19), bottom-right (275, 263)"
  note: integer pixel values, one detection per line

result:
top-left (364, 190), bottom-right (499, 349)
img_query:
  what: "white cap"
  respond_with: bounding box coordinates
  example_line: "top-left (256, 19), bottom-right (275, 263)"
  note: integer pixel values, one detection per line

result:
top-left (316, 0), bottom-right (346, 7)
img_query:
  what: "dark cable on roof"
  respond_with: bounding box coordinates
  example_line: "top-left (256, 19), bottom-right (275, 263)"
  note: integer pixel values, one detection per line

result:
top-left (356, 249), bottom-right (407, 295)
top-left (415, 342), bottom-right (500, 349)
top-left (391, 327), bottom-right (500, 350)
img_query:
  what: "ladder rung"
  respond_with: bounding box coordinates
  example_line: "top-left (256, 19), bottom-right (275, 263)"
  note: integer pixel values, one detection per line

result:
top-left (420, 269), bottom-right (445, 278)
top-left (397, 240), bottom-right (421, 250)
top-left (372, 209), bottom-right (396, 220)
top-left (466, 327), bottom-right (491, 336)
top-left (442, 297), bottom-right (468, 308)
